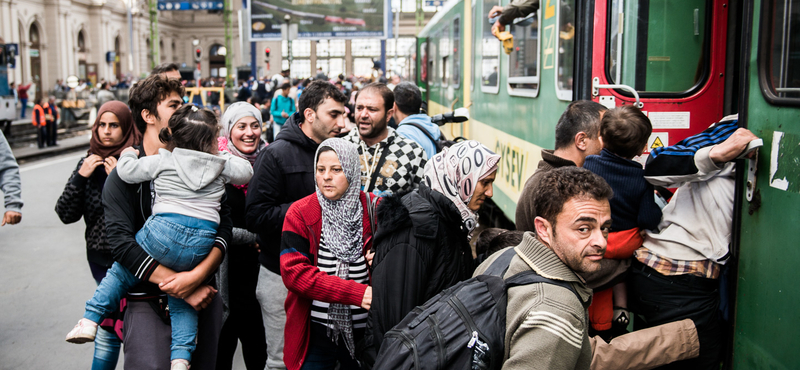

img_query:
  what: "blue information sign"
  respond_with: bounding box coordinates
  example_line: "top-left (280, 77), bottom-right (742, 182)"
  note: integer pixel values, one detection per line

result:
top-left (157, 1), bottom-right (224, 10)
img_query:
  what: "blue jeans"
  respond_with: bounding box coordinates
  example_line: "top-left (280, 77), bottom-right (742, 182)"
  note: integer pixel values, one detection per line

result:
top-left (89, 262), bottom-right (121, 370)
top-left (20, 98), bottom-right (27, 118)
top-left (84, 213), bottom-right (217, 362)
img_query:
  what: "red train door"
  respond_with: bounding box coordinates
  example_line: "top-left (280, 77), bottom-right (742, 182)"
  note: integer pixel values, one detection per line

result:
top-left (591, 0), bottom-right (729, 153)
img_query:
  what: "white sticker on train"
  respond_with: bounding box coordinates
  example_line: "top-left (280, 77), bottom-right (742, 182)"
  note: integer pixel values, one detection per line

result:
top-left (648, 111), bottom-right (690, 129)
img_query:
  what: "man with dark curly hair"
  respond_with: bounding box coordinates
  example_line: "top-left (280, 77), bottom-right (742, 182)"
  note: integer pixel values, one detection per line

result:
top-left (103, 75), bottom-right (230, 369)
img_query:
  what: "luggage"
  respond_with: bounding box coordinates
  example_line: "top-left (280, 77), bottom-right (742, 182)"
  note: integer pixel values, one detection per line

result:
top-left (373, 248), bottom-right (578, 370)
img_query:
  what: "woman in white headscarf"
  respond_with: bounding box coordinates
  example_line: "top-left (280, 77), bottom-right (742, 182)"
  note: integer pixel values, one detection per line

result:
top-left (280, 138), bottom-right (376, 370)
top-left (366, 140), bottom-right (501, 359)
top-left (216, 102), bottom-right (269, 369)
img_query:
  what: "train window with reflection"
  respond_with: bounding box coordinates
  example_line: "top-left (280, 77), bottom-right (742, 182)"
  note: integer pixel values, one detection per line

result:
top-left (441, 27), bottom-right (450, 87)
top-left (759, 0), bottom-right (800, 104)
top-left (453, 16), bottom-right (461, 88)
top-left (421, 42), bottom-right (428, 86)
top-left (606, 0), bottom-right (711, 95)
top-left (555, 0), bottom-right (575, 100)
top-left (482, 0), bottom-right (501, 93)
top-left (507, 9), bottom-right (541, 97)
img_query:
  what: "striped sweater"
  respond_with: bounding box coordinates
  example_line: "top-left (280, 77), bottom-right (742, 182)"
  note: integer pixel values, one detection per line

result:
top-left (279, 191), bottom-right (374, 370)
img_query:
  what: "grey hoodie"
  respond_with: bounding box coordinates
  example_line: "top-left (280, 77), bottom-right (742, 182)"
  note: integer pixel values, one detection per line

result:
top-left (117, 148), bottom-right (253, 224)
top-left (0, 131), bottom-right (22, 214)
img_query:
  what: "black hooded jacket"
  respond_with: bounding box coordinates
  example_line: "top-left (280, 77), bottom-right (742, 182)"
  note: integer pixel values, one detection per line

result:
top-left (367, 182), bottom-right (475, 351)
top-left (246, 112), bottom-right (320, 274)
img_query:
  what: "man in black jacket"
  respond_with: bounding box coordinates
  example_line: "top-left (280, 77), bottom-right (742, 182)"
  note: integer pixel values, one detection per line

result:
top-left (245, 80), bottom-right (347, 369)
top-left (103, 75), bottom-right (231, 369)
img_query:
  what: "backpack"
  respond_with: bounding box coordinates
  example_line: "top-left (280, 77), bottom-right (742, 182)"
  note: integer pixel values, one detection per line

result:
top-left (373, 248), bottom-right (579, 370)
top-left (399, 121), bottom-right (463, 154)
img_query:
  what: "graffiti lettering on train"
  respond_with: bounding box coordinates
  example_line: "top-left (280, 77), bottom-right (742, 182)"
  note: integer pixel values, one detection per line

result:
top-left (495, 141), bottom-right (528, 191)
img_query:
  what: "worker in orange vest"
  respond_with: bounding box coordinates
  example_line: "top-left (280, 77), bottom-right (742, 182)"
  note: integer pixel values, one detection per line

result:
top-left (32, 98), bottom-right (48, 149)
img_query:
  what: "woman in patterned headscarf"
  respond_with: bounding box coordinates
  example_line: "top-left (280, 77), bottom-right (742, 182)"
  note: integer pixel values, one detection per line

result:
top-left (55, 101), bottom-right (140, 370)
top-left (279, 138), bottom-right (376, 370)
top-left (365, 140), bottom-right (501, 361)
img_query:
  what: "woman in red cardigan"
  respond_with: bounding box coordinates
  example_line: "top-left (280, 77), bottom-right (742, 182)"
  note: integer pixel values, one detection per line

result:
top-left (280, 138), bottom-right (374, 370)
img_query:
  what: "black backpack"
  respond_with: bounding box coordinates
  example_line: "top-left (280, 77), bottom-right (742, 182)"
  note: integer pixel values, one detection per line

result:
top-left (373, 248), bottom-right (579, 370)
top-left (399, 121), bottom-right (463, 154)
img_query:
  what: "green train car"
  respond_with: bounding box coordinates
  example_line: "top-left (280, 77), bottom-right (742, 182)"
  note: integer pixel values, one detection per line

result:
top-left (412, 0), bottom-right (799, 368)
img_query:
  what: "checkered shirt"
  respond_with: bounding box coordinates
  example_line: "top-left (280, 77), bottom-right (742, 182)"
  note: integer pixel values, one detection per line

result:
top-left (634, 247), bottom-right (721, 279)
top-left (344, 128), bottom-right (427, 197)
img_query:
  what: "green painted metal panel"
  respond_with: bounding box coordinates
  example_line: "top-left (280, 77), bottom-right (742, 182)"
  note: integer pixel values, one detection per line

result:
top-left (734, 2), bottom-right (800, 369)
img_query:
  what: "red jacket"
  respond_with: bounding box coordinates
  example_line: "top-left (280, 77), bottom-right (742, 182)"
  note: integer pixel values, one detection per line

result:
top-left (280, 192), bottom-right (374, 370)
top-left (17, 83), bottom-right (31, 99)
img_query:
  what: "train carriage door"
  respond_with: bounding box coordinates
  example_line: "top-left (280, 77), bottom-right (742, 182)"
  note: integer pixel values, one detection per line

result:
top-left (591, 0), bottom-right (729, 151)
top-left (734, 1), bottom-right (800, 368)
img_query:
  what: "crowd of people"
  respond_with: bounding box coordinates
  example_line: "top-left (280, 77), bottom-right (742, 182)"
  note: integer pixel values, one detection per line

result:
top-left (0, 50), bottom-right (741, 370)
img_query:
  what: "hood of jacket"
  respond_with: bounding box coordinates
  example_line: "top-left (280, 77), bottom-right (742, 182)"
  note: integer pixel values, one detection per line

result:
top-left (400, 114), bottom-right (440, 138)
top-left (166, 148), bottom-right (228, 191)
top-left (375, 182), bottom-right (465, 241)
top-left (275, 112), bottom-right (320, 150)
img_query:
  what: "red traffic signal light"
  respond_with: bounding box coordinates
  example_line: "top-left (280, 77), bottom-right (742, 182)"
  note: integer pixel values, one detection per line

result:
top-left (194, 47), bottom-right (202, 62)
top-left (265, 47), bottom-right (271, 59)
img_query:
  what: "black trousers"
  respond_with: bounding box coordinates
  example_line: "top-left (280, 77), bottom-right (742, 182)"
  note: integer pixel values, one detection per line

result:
top-left (37, 125), bottom-right (48, 148)
top-left (628, 260), bottom-right (724, 370)
top-left (46, 120), bottom-right (57, 145)
top-left (216, 246), bottom-right (268, 370)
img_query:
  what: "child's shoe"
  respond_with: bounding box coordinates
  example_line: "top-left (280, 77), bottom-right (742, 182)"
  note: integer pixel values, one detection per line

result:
top-left (65, 318), bottom-right (98, 343)
top-left (171, 359), bottom-right (190, 370)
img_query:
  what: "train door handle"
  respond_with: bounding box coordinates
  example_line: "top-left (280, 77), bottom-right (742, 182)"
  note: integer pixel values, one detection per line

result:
top-left (592, 77), bottom-right (643, 108)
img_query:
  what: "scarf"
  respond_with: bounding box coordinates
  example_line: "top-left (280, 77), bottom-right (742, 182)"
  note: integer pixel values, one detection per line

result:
top-left (314, 138), bottom-right (363, 358)
top-left (89, 101), bottom-right (140, 159)
top-left (423, 140), bottom-right (500, 235)
top-left (220, 101), bottom-right (266, 166)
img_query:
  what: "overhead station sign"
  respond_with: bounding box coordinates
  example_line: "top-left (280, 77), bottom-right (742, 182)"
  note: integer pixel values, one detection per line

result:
top-left (249, 0), bottom-right (389, 40)
top-left (157, 0), bottom-right (224, 10)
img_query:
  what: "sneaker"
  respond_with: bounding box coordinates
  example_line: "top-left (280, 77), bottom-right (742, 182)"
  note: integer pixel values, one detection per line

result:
top-left (171, 359), bottom-right (190, 370)
top-left (65, 318), bottom-right (98, 344)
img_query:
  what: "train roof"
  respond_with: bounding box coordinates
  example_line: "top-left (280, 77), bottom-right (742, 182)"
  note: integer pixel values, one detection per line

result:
top-left (418, 0), bottom-right (461, 38)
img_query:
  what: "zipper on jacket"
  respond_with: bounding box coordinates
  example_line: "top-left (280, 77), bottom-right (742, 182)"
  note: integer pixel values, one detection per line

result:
top-left (427, 315), bottom-right (446, 369)
top-left (384, 329), bottom-right (420, 370)
top-left (447, 296), bottom-right (484, 350)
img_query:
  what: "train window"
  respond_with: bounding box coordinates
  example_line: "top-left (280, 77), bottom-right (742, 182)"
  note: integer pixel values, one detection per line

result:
top-left (555, 0), bottom-right (575, 100)
top-left (507, 9), bottom-right (541, 97)
top-left (472, 0), bottom-right (478, 91)
top-left (759, 0), bottom-right (800, 104)
top-left (441, 27), bottom-right (450, 87)
top-left (606, 0), bottom-right (710, 95)
top-left (421, 41), bottom-right (429, 85)
top-left (453, 16), bottom-right (461, 88)
top-left (481, 0), bottom-right (501, 94)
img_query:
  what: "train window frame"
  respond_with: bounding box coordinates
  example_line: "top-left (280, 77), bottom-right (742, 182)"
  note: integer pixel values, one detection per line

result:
top-left (471, 0), bottom-right (478, 92)
top-left (758, 0), bottom-right (800, 106)
top-left (554, 0), bottom-right (574, 101)
top-left (603, 0), bottom-right (713, 98)
top-left (441, 26), bottom-right (450, 88)
top-left (481, 0), bottom-right (501, 94)
top-left (506, 8), bottom-right (542, 98)
top-left (452, 15), bottom-right (462, 89)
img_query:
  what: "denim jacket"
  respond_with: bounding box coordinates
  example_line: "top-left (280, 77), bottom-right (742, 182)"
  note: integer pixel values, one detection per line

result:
top-left (0, 131), bottom-right (23, 213)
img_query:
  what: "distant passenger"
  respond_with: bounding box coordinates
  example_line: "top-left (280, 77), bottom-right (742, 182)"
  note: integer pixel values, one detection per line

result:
top-left (270, 83), bottom-right (295, 140)
top-left (345, 82), bottom-right (427, 197)
top-left (582, 106), bottom-right (662, 336)
top-left (152, 62), bottom-right (182, 80)
top-left (393, 82), bottom-right (442, 159)
top-left (516, 100), bottom-right (606, 231)
top-left (44, 95), bottom-right (59, 147)
top-left (629, 115), bottom-right (758, 369)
